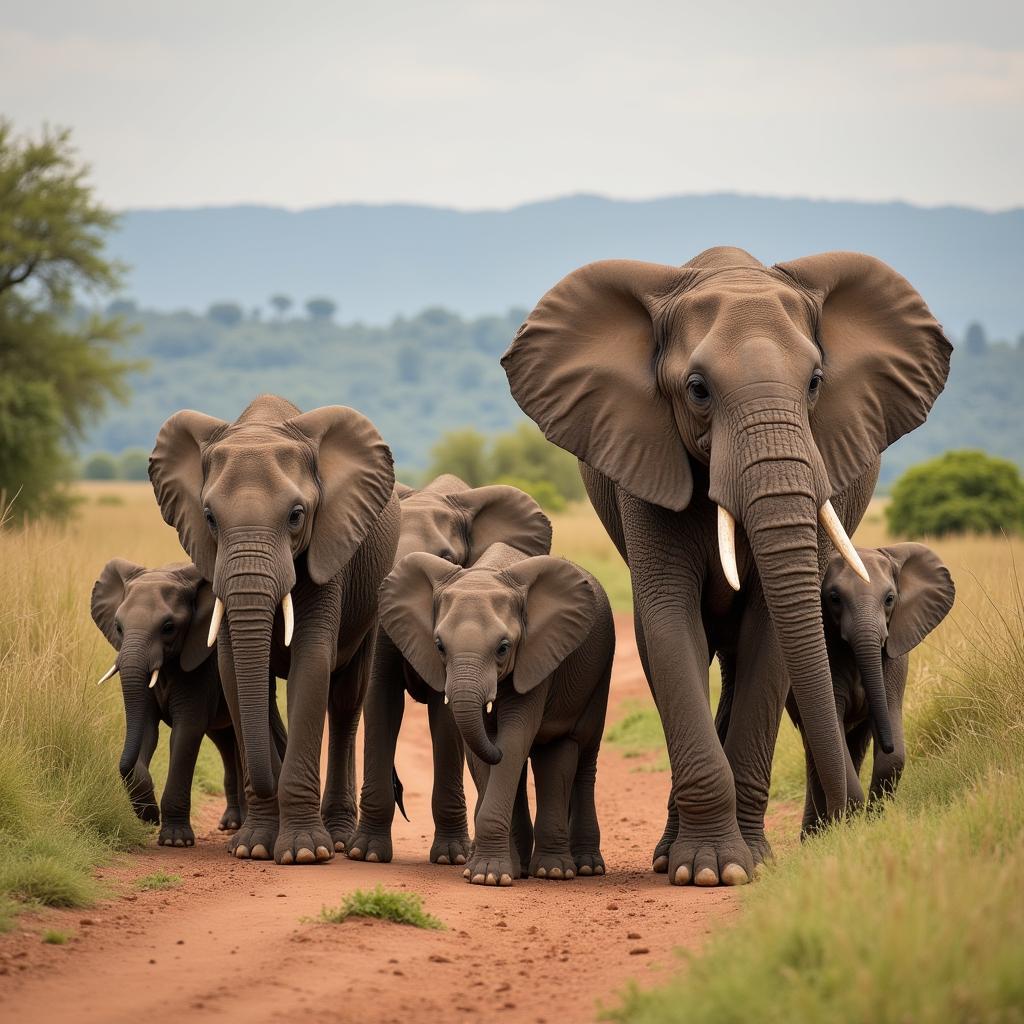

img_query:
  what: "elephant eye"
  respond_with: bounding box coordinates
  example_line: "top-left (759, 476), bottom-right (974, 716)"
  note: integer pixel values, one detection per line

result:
top-left (115, 620), bottom-right (124, 635)
top-left (808, 370), bottom-right (824, 399)
top-left (496, 639), bottom-right (511, 658)
top-left (885, 592), bottom-right (896, 608)
top-left (434, 637), bottom-right (445, 655)
top-left (161, 619), bottom-right (175, 636)
top-left (686, 374), bottom-right (711, 405)
top-left (288, 505), bottom-right (305, 530)
top-left (203, 507), bottom-right (217, 533)
top-left (829, 590), bottom-right (841, 606)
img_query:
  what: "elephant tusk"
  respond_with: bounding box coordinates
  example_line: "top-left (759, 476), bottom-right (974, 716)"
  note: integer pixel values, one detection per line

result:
top-left (96, 663), bottom-right (118, 686)
top-left (444, 694), bottom-right (449, 705)
top-left (486, 701), bottom-right (493, 714)
top-left (208, 597), bottom-right (225, 648)
top-left (717, 506), bottom-right (741, 592)
top-left (149, 668), bottom-right (159, 689)
top-left (282, 592), bottom-right (294, 647)
top-left (819, 500), bottom-right (870, 583)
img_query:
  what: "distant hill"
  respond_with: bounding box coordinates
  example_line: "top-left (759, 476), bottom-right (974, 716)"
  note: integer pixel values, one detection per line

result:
top-left (85, 305), bottom-right (1023, 487)
top-left (112, 194), bottom-right (1024, 339)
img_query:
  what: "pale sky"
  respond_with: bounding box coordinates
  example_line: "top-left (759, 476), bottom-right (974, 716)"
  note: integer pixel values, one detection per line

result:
top-left (2, 1), bottom-right (1022, 211)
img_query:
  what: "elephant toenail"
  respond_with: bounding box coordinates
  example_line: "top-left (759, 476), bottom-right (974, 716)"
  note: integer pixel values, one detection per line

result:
top-left (579, 865), bottom-right (592, 876)
top-left (280, 850), bottom-right (294, 864)
top-left (454, 854), bottom-right (466, 865)
top-left (335, 841), bottom-right (345, 852)
top-left (595, 865), bottom-right (605, 875)
top-left (251, 844), bottom-right (270, 860)
top-left (549, 868), bottom-right (563, 880)
top-left (499, 874), bottom-right (513, 886)
top-left (695, 867), bottom-right (719, 886)
top-left (234, 845), bottom-right (250, 859)
top-left (436, 855), bottom-right (450, 865)
top-left (315, 846), bottom-right (332, 861)
top-left (721, 863), bottom-right (750, 886)
top-left (463, 868), bottom-right (471, 878)
top-left (471, 873), bottom-right (485, 884)
top-left (295, 848), bottom-right (316, 864)
top-left (366, 851), bottom-right (379, 863)
top-left (535, 867), bottom-right (547, 878)
top-left (653, 856), bottom-right (669, 874)
top-left (349, 848), bottom-right (363, 859)
top-left (565, 870), bottom-right (574, 879)
top-left (673, 865), bottom-right (691, 885)
top-left (485, 873), bottom-right (498, 885)
top-left (174, 839), bottom-right (184, 847)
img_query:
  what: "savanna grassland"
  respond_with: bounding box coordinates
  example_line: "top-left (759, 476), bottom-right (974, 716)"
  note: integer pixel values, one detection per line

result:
top-left (2, 485), bottom-right (1023, 1022)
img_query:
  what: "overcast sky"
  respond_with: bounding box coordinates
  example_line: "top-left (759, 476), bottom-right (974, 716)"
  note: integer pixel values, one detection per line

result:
top-left (2, 1), bottom-right (1021, 211)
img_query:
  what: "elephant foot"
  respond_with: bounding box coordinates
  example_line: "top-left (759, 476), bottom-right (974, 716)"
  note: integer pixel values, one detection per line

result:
top-left (742, 831), bottom-right (773, 869)
top-left (229, 819), bottom-right (278, 860)
top-left (158, 822), bottom-right (195, 847)
top-left (572, 850), bottom-right (605, 877)
top-left (430, 833), bottom-right (471, 866)
top-left (322, 811), bottom-right (358, 854)
top-left (134, 800), bottom-right (160, 825)
top-left (668, 828), bottom-right (753, 887)
top-left (218, 806), bottom-right (243, 832)
top-left (347, 828), bottom-right (393, 864)
top-left (274, 823), bottom-right (334, 865)
top-left (463, 852), bottom-right (515, 887)
top-left (530, 851), bottom-right (576, 880)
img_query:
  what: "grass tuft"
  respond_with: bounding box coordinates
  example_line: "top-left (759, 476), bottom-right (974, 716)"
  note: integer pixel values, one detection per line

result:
top-left (135, 871), bottom-right (181, 891)
top-left (312, 886), bottom-right (445, 930)
top-left (41, 929), bottom-right (71, 945)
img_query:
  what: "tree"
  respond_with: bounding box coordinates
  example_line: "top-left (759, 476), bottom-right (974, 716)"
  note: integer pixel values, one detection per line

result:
top-left (117, 448), bottom-right (150, 481)
top-left (396, 345), bottom-right (423, 384)
top-left (886, 450), bottom-right (1024, 538)
top-left (489, 422), bottom-right (585, 502)
top-left (964, 322), bottom-right (987, 356)
top-left (270, 294), bottom-right (293, 319)
top-left (82, 452), bottom-right (118, 480)
top-left (0, 121), bottom-right (133, 517)
top-left (426, 429), bottom-right (489, 486)
top-left (206, 302), bottom-right (243, 328)
top-left (305, 297), bottom-right (337, 322)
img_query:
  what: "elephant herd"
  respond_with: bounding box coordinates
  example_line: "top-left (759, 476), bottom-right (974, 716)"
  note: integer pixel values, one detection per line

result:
top-left (90, 246), bottom-right (956, 887)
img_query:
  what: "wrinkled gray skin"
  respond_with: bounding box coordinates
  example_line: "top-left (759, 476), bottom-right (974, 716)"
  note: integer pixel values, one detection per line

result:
top-left (349, 475), bottom-right (552, 866)
top-left (503, 247), bottom-right (951, 885)
top-left (379, 543), bottom-right (615, 886)
top-left (149, 395), bottom-right (398, 864)
top-left (90, 560), bottom-right (274, 844)
top-left (793, 544), bottom-right (955, 836)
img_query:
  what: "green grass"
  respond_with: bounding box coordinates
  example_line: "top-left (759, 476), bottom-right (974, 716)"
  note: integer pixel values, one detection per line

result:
top-left (606, 554), bottom-right (1024, 1024)
top-left (41, 929), bottom-right (71, 945)
top-left (135, 871), bottom-right (181, 891)
top-left (312, 886), bottom-right (445, 930)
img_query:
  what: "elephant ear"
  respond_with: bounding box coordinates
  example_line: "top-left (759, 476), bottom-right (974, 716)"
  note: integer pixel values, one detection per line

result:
top-left (149, 411), bottom-right (228, 581)
top-left (881, 543), bottom-right (955, 658)
top-left (394, 481), bottom-right (417, 500)
top-left (177, 567), bottom-right (217, 672)
top-left (378, 553), bottom-right (461, 691)
top-left (90, 559), bottom-right (145, 648)
top-left (287, 406), bottom-right (395, 585)
top-left (502, 556), bottom-right (596, 693)
top-left (775, 252), bottom-right (952, 495)
top-left (455, 484), bottom-right (553, 564)
top-left (501, 260), bottom-right (696, 511)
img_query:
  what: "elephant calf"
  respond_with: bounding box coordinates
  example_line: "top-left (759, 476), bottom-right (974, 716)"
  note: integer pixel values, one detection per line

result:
top-left (793, 543), bottom-right (955, 835)
top-left (350, 474), bottom-right (552, 867)
top-left (91, 559), bottom-right (283, 846)
top-left (380, 543), bottom-right (615, 886)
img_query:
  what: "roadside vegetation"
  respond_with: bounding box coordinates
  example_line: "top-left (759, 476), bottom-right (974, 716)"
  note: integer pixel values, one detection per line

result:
top-left (135, 871), bottom-right (181, 891)
top-left (312, 885), bottom-right (445, 930)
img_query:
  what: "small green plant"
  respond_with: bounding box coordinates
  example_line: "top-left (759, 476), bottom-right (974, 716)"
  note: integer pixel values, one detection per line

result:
top-left (135, 871), bottom-right (181, 891)
top-left (42, 929), bottom-right (70, 945)
top-left (312, 886), bottom-right (444, 930)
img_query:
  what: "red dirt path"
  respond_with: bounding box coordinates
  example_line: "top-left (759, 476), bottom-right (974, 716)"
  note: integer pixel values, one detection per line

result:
top-left (0, 615), bottom-right (795, 1023)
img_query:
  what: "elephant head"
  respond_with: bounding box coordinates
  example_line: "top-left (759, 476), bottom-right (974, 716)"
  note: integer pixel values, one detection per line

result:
top-left (502, 247), bottom-right (951, 815)
top-left (823, 543), bottom-right (954, 750)
top-left (379, 549), bottom-right (595, 765)
top-left (91, 560), bottom-right (215, 780)
top-left (394, 476), bottom-right (552, 566)
top-left (149, 397), bottom-right (394, 798)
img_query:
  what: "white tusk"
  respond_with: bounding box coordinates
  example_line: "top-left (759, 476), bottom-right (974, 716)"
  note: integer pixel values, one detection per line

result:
top-left (97, 664), bottom-right (118, 686)
top-left (717, 506), bottom-right (741, 592)
top-left (282, 592), bottom-right (294, 647)
top-left (819, 500), bottom-right (870, 583)
top-left (444, 694), bottom-right (449, 705)
top-left (486, 701), bottom-right (493, 714)
top-left (149, 668), bottom-right (159, 689)
top-left (208, 597), bottom-right (225, 648)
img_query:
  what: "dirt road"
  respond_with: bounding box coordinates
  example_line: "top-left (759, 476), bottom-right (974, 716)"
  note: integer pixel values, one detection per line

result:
top-left (0, 615), bottom-right (792, 1023)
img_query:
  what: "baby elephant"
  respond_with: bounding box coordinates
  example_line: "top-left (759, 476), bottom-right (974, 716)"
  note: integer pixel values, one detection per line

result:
top-left (380, 543), bottom-right (614, 886)
top-left (91, 559), bottom-right (260, 846)
top-left (796, 543), bottom-right (954, 835)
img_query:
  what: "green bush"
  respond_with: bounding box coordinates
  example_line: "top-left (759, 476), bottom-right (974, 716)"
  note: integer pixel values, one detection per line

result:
top-left (313, 885), bottom-right (444, 929)
top-left (492, 475), bottom-right (565, 513)
top-left (887, 450), bottom-right (1024, 537)
top-left (117, 448), bottom-right (150, 481)
top-left (82, 452), bottom-right (118, 480)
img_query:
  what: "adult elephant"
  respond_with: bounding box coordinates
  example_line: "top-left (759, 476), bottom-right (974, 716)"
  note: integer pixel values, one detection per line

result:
top-left (502, 247), bottom-right (951, 885)
top-left (150, 395), bottom-right (398, 864)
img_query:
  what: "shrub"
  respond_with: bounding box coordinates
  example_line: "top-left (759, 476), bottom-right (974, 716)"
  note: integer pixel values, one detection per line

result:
top-left (82, 452), bottom-right (118, 481)
top-left (313, 886), bottom-right (444, 929)
top-left (886, 450), bottom-right (1024, 537)
top-left (117, 448), bottom-right (150, 481)
top-left (492, 475), bottom-right (565, 513)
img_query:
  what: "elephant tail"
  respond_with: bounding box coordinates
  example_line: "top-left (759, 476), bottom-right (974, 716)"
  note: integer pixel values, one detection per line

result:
top-left (392, 767), bottom-right (409, 822)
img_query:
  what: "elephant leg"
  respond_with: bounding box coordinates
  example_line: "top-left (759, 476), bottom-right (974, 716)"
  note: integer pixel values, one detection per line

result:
top-left (218, 638), bottom-right (281, 860)
top-left (426, 691), bottom-right (471, 866)
top-left (349, 635), bottom-right (405, 863)
top-left (722, 593), bottom-right (788, 867)
top-left (569, 742), bottom-right (604, 877)
top-left (511, 763), bottom-right (533, 877)
top-left (320, 633), bottom-right (373, 857)
top-left (208, 726), bottom-right (244, 831)
top-left (868, 667), bottom-right (907, 805)
top-left (530, 737), bottom-right (579, 880)
top-left (800, 740), bottom-right (827, 838)
top-left (158, 724), bottom-right (203, 847)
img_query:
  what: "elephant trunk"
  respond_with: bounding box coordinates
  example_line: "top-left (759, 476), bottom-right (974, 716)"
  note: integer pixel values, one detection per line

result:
top-left (851, 627), bottom-right (895, 755)
top-left (447, 656), bottom-right (502, 766)
top-left (116, 639), bottom-right (154, 780)
top-left (219, 536), bottom-right (292, 800)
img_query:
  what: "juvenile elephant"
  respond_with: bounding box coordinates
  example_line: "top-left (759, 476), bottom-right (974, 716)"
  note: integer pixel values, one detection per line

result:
top-left (794, 543), bottom-right (955, 835)
top-left (379, 543), bottom-right (615, 886)
top-left (503, 247), bottom-right (951, 884)
top-left (350, 475), bottom-right (552, 866)
top-left (90, 559), bottom-right (267, 845)
top-left (150, 395), bottom-right (398, 864)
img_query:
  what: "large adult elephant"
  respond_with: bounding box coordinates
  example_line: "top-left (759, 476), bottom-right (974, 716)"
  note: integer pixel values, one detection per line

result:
top-left (150, 394), bottom-right (399, 864)
top-left (502, 247), bottom-right (951, 885)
